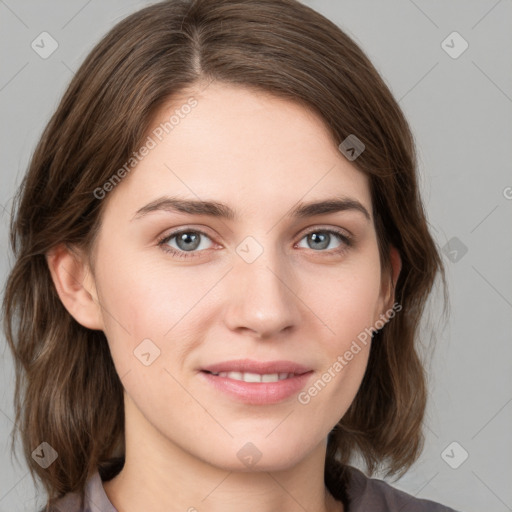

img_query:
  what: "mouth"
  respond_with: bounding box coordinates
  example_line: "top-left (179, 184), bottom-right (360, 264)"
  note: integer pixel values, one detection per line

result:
top-left (202, 370), bottom-right (303, 383)
top-left (201, 358), bottom-right (312, 375)
top-left (199, 359), bottom-right (314, 404)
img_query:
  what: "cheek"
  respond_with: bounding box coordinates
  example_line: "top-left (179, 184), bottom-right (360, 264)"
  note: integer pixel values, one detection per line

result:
top-left (295, 278), bottom-right (377, 433)
top-left (94, 251), bottom-right (220, 371)
top-left (297, 252), bottom-right (382, 402)
top-left (305, 253), bottom-right (383, 346)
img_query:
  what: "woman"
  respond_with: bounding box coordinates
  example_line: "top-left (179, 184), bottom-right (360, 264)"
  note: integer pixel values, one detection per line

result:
top-left (3, 0), bottom-right (457, 510)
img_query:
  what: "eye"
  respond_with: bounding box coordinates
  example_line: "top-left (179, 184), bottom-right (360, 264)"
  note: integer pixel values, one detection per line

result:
top-left (157, 229), bottom-right (214, 259)
top-left (157, 227), bottom-right (353, 260)
top-left (296, 228), bottom-right (352, 254)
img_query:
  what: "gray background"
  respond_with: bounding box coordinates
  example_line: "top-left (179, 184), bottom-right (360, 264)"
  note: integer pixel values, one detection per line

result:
top-left (1, 1), bottom-right (511, 511)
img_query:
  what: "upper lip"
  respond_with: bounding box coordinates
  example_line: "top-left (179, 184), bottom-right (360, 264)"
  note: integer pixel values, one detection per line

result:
top-left (201, 359), bottom-right (312, 375)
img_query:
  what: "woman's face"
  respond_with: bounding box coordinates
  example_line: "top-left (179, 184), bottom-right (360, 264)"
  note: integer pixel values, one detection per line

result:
top-left (86, 82), bottom-right (396, 471)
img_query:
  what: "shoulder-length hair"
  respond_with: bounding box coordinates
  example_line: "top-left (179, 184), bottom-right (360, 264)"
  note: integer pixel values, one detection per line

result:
top-left (3, 0), bottom-right (446, 505)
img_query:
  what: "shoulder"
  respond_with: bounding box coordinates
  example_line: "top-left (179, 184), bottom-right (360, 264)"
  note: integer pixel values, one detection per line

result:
top-left (37, 472), bottom-right (117, 512)
top-left (37, 492), bottom-right (82, 512)
top-left (345, 466), bottom-right (460, 512)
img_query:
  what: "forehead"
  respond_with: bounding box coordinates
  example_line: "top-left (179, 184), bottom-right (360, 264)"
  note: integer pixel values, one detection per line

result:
top-left (101, 82), bottom-right (372, 222)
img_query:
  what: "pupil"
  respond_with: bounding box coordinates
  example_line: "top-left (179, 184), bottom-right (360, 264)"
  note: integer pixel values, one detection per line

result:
top-left (310, 232), bottom-right (329, 250)
top-left (178, 232), bottom-right (200, 250)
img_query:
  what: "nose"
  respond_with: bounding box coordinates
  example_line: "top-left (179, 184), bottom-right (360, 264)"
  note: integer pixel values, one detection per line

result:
top-left (222, 241), bottom-right (301, 339)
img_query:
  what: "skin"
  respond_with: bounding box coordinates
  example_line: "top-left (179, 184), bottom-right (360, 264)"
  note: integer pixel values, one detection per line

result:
top-left (47, 81), bottom-right (401, 512)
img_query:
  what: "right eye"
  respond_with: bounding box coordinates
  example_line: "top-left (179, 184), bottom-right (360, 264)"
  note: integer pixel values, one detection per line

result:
top-left (157, 229), bottom-right (215, 259)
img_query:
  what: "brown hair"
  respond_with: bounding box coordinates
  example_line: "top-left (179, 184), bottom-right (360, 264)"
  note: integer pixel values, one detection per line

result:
top-left (2, 0), bottom-right (446, 507)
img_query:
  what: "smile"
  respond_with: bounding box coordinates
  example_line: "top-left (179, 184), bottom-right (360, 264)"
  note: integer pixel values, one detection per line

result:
top-left (200, 366), bottom-right (313, 404)
top-left (206, 371), bottom-right (302, 383)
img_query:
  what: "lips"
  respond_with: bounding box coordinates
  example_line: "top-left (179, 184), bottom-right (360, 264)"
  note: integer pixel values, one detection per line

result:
top-left (207, 371), bottom-right (295, 383)
top-left (201, 359), bottom-right (312, 375)
top-left (199, 359), bottom-right (314, 404)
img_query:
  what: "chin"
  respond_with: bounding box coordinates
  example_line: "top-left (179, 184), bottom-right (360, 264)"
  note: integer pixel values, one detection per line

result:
top-left (198, 437), bottom-right (316, 473)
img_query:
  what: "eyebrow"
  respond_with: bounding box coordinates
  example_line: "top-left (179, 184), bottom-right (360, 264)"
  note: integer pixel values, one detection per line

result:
top-left (131, 196), bottom-right (371, 222)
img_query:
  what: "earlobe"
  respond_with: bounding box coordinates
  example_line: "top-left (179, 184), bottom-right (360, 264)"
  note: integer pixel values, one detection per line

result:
top-left (389, 245), bottom-right (402, 295)
top-left (46, 244), bottom-right (104, 331)
top-left (383, 245), bottom-right (402, 311)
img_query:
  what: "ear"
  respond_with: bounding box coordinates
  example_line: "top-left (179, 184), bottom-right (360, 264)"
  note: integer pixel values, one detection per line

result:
top-left (380, 245), bottom-right (402, 312)
top-left (46, 244), bottom-right (104, 331)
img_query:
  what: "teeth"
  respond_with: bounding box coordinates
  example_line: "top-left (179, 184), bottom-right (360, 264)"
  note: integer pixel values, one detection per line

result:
top-left (243, 372), bottom-right (262, 383)
top-left (212, 371), bottom-right (293, 382)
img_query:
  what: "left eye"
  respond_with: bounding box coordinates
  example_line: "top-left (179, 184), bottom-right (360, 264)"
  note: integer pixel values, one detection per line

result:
top-left (296, 229), bottom-right (349, 251)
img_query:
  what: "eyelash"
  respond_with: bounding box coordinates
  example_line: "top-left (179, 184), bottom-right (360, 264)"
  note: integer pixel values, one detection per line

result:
top-left (157, 227), bottom-right (353, 259)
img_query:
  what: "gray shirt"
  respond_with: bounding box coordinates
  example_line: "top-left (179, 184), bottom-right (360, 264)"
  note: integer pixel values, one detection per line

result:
top-left (44, 466), bottom-right (460, 512)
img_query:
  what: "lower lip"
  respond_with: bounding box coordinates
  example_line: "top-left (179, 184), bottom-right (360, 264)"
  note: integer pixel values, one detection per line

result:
top-left (199, 371), bottom-right (313, 405)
